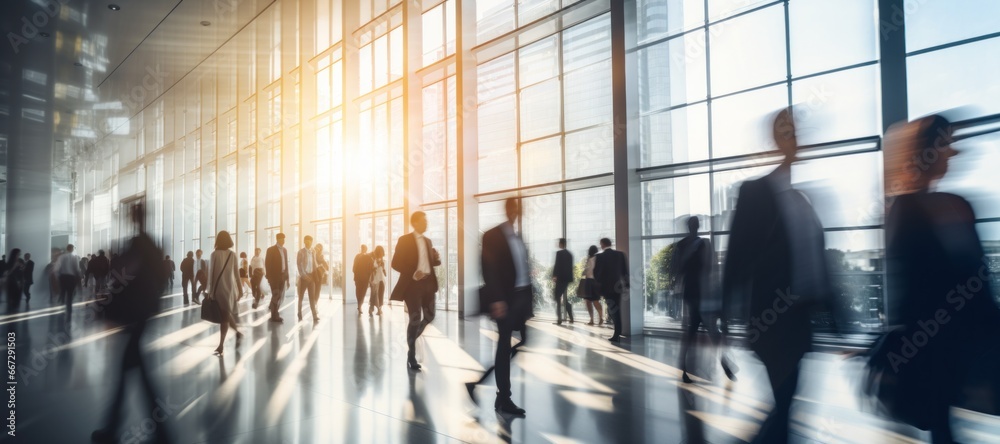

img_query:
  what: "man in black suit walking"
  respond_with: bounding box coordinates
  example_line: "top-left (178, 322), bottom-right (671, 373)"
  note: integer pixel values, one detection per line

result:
top-left (264, 233), bottom-right (291, 323)
top-left (480, 197), bottom-right (533, 415)
top-left (594, 237), bottom-right (629, 343)
top-left (722, 107), bottom-right (832, 444)
top-left (180, 252), bottom-right (195, 305)
top-left (390, 211), bottom-right (441, 370)
top-left (551, 238), bottom-right (574, 325)
top-left (352, 245), bottom-right (373, 314)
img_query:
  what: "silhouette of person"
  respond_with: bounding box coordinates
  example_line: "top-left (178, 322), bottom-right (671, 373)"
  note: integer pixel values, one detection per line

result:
top-left (264, 233), bottom-right (291, 323)
top-left (722, 107), bottom-right (833, 444)
top-left (672, 216), bottom-right (736, 383)
top-left (208, 231), bottom-right (244, 356)
top-left (881, 114), bottom-right (1000, 443)
top-left (92, 203), bottom-right (171, 443)
top-left (163, 255), bottom-right (175, 290)
top-left (594, 238), bottom-right (629, 343)
top-left (180, 251), bottom-right (195, 305)
top-left (56, 244), bottom-right (82, 317)
top-left (4, 250), bottom-right (24, 312)
top-left (551, 238), bottom-right (575, 325)
top-left (390, 211), bottom-right (442, 370)
top-left (353, 245), bottom-right (373, 315)
top-left (296, 235), bottom-right (320, 323)
top-left (22, 253), bottom-right (34, 302)
top-left (480, 197), bottom-right (534, 415)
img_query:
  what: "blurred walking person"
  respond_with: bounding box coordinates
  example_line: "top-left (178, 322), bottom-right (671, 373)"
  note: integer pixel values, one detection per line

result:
top-left (390, 212), bottom-right (442, 370)
top-left (250, 248), bottom-right (265, 308)
top-left (353, 245), bottom-right (373, 315)
top-left (4, 250), bottom-right (25, 312)
top-left (22, 253), bottom-right (34, 302)
top-left (239, 252), bottom-right (252, 296)
top-left (264, 233), bottom-right (290, 323)
top-left (594, 238), bottom-right (629, 343)
top-left (478, 197), bottom-right (533, 415)
top-left (193, 249), bottom-right (209, 304)
top-left (180, 251), bottom-right (195, 305)
top-left (90, 250), bottom-right (110, 295)
top-left (79, 254), bottom-right (90, 288)
top-left (369, 246), bottom-right (387, 316)
top-left (56, 244), bottom-right (82, 317)
top-left (296, 236), bottom-right (320, 323)
top-left (551, 238), bottom-right (574, 325)
top-left (208, 231), bottom-right (244, 356)
top-left (581, 246), bottom-right (603, 325)
top-left (722, 108), bottom-right (833, 444)
top-left (163, 255), bottom-right (176, 289)
top-left (314, 244), bottom-right (330, 300)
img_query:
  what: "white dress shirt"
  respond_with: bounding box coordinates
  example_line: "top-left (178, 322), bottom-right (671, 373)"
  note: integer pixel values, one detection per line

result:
top-left (57, 253), bottom-right (82, 277)
top-left (278, 246), bottom-right (288, 274)
top-left (500, 222), bottom-right (530, 288)
top-left (413, 232), bottom-right (432, 278)
top-left (250, 255), bottom-right (264, 271)
top-left (298, 247), bottom-right (314, 278)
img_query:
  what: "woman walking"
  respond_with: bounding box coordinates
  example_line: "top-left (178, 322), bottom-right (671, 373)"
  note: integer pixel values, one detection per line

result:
top-left (582, 245), bottom-right (603, 326)
top-left (208, 231), bottom-right (243, 356)
top-left (314, 243), bottom-right (330, 299)
top-left (239, 252), bottom-right (252, 296)
top-left (368, 246), bottom-right (387, 316)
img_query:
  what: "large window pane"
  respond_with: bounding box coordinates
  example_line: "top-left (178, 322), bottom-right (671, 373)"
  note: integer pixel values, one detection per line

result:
top-left (792, 151), bottom-right (884, 229)
top-left (710, 85), bottom-right (788, 158)
top-left (564, 59), bottom-right (612, 131)
top-left (639, 31), bottom-right (708, 112)
top-left (521, 136), bottom-right (562, 186)
top-left (907, 37), bottom-right (1000, 120)
top-left (642, 237), bottom-right (682, 328)
top-left (642, 174), bottom-right (711, 236)
top-left (824, 229), bottom-right (885, 332)
top-left (637, 0), bottom-right (706, 44)
top-left (518, 0), bottom-right (558, 26)
top-left (562, 15), bottom-right (612, 72)
top-left (905, 0), bottom-right (1000, 52)
top-left (478, 0), bottom-right (515, 43)
top-left (519, 79), bottom-right (561, 141)
top-left (641, 102), bottom-right (709, 168)
top-left (478, 95), bottom-right (518, 192)
top-left (791, 65), bottom-right (880, 145)
top-left (789, 0), bottom-right (877, 77)
top-left (478, 54), bottom-right (516, 102)
top-left (518, 35), bottom-right (559, 87)
top-left (565, 125), bottom-right (613, 179)
top-left (709, 5), bottom-right (787, 96)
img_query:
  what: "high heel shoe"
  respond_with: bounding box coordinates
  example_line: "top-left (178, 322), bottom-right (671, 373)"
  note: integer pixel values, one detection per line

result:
top-left (213, 347), bottom-right (224, 356)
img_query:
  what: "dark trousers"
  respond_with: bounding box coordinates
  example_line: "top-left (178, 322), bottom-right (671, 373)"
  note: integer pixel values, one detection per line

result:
top-left (181, 275), bottom-right (195, 303)
top-left (268, 280), bottom-right (286, 319)
top-left (59, 274), bottom-right (77, 315)
top-left (100, 321), bottom-right (170, 442)
top-left (355, 280), bottom-right (369, 307)
top-left (369, 281), bottom-right (385, 310)
top-left (495, 287), bottom-right (531, 400)
top-left (606, 296), bottom-right (623, 339)
top-left (251, 274), bottom-right (263, 304)
top-left (678, 302), bottom-right (724, 372)
top-left (752, 362), bottom-right (801, 444)
top-left (297, 275), bottom-right (318, 319)
top-left (405, 279), bottom-right (436, 361)
top-left (95, 274), bottom-right (108, 294)
top-left (477, 327), bottom-right (527, 385)
top-left (23, 282), bottom-right (32, 299)
top-left (554, 280), bottom-right (573, 323)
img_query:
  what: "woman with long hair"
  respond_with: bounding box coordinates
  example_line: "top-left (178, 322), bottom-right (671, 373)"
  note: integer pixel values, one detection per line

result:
top-left (368, 245), bottom-right (387, 316)
top-left (208, 231), bottom-right (243, 355)
top-left (582, 245), bottom-right (603, 325)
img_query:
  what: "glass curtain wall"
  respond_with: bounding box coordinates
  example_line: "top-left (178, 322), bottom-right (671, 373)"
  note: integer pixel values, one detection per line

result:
top-left (69, 0), bottom-right (1000, 329)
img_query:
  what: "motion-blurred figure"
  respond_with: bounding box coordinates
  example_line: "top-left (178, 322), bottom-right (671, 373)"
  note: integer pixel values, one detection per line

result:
top-left (722, 107), bottom-right (833, 444)
top-left (208, 231), bottom-right (244, 356)
top-left (552, 238), bottom-right (575, 325)
top-left (368, 245), bottom-right (386, 316)
top-left (390, 211), bottom-right (442, 371)
top-left (164, 255), bottom-right (176, 289)
top-left (90, 250), bottom-right (110, 295)
top-left (4, 249), bottom-right (24, 312)
top-left (79, 253), bottom-right (89, 288)
top-left (479, 198), bottom-right (533, 415)
top-left (296, 235), bottom-right (320, 323)
top-left (594, 238), bottom-right (629, 343)
top-left (313, 244), bottom-right (330, 301)
top-left (672, 216), bottom-right (736, 383)
top-left (180, 251), bottom-right (195, 305)
top-left (581, 245), bottom-right (603, 325)
top-left (264, 233), bottom-right (290, 323)
top-left (56, 244), bottom-right (82, 317)
top-left (353, 245), bottom-right (373, 315)
top-left (22, 253), bottom-right (34, 302)
top-left (250, 248), bottom-right (265, 308)
top-left (879, 115), bottom-right (1000, 443)
top-left (194, 249), bottom-right (209, 304)
top-left (92, 203), bottom-right (171, 443)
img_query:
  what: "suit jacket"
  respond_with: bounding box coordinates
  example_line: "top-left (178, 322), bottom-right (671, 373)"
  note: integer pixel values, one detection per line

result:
top-left (389, 233), bottom-right (440, 302)
top-left (89, 255), bottom-right (110, 278)
top-left (264, 245), bottom-right (289, 286)
top-left (23, 260), bottom-right (35, 285)
top-left (179, 257), bottom-right (194, 277)
top-left (721, 168), bottom-right (832, 365)
top-left (297, 247), bottom-right (316, 280)
top-left (552, 249), bottom-right (574, 284)
top-left (352, 252), bottom-right (373, 283)
top-left (481, 223), bottom-right (534, 323)
top-left (594, 248), bottom-right (629, 300)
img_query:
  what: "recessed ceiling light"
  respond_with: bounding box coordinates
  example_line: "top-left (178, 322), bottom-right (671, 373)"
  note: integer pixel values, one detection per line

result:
top-left (39, 32), bottom-right (50, 38)
top-left (200, 21), bottom-right (211, 26)
top-left (73, 62), bottom-right (82, 67)
top-left (108, 4), bottom-right (120, 11)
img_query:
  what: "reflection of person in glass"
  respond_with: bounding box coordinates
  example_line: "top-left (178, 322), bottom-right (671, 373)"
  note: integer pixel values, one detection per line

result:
top-left (390, 212), bottom-right (441, 370)
top-left (722, 107), bottom-right (833, 444)
top-left (882, 115), bottom-right (1000, 443)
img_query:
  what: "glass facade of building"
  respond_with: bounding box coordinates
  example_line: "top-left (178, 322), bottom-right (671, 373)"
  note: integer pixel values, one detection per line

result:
top-left (69, 0), bottom-right (1000, 331)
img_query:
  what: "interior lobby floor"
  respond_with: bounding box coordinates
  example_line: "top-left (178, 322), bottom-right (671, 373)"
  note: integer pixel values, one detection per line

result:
top-left (6, 287), bottom-right (1000, 443)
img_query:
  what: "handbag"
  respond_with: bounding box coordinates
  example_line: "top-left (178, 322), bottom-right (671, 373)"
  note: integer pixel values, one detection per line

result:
top-left (863, 327), bottom-right (935, 430)
top-left (200, 253), bottom-right (231, 324)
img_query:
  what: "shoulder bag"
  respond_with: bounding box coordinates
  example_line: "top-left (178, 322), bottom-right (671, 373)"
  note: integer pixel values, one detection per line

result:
top-left (201, 253), bottom-right (231, 324)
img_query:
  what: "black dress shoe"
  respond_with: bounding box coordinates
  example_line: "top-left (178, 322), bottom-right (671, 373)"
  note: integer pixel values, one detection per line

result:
top-left (407, 360), bottom-right (422, 370)
top-left (495, 398), bottom-right (526, 416)
top-left (722, 361), bottom-right (738, 382)
top-left (682, 372), bottom-right (693, 384)
top-left (608, 336), bottom-right (621, 343)
top-left (465, 382), bottom-right (477, 405)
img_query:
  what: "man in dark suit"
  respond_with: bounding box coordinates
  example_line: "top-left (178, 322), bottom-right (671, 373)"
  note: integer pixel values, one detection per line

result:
top-left (265, 233), bottom-right (291, 323)
top-left (22, 253), bottom-right (34, 301)
top-left (352, 245), bottom-right (373, 313)
top-left (551, 238), bottom-right (574, 325)
top-left (179, 251), bottom-right (195, 305)
top-left (722, 107), bottom-right (832, 444)
top-left (594, 237), bottom-right (629, 343)
top-left (163, 255), bottom-right (175, 289)
top-left (390, 211), bottom-right (441, 370)
top-left (480, 197), bottom-right (533, 415)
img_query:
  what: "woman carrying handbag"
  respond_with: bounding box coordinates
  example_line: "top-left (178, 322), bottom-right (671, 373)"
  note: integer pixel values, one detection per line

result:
top-left (579, 245), bottom-right (603, 326)
top-left (205, 231), bottom-right (244, 356)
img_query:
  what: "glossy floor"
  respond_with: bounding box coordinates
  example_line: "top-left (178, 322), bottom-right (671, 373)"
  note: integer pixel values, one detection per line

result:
top-left (6, 287), bottom-right (1000, 443)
